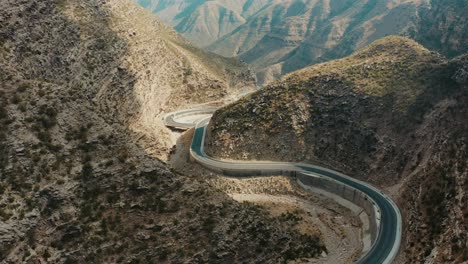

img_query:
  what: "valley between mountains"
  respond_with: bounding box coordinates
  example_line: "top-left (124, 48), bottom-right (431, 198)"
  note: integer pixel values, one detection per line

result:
top-left (140, 0), bottom-right (468, 86)
top-left (0, 0), bottom-right (466, 263)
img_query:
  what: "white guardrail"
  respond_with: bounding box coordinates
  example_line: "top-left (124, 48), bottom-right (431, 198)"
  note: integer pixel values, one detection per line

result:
top-left (163, 108), bottom-right (402, 264)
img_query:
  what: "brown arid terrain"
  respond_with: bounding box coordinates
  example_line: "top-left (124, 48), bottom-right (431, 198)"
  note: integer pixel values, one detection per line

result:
top-left (1, 0), bottom-right (257, 162)
top-left (206, 36), bottom-right (468, 263)
top-left (0, 0), bottom-right (331, 262)
top-left (87, 0), bottom-right (257, 160)
top-left (169, 129), bottom-right (364, 264)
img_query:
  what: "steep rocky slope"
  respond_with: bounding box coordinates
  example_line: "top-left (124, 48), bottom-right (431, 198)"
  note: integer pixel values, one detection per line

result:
top-left (206, 37), bottom-right (467, 263)
top-left (0, 0), bottom-right (325, 262)
top-left (92, 0), bottom-right (256, 159)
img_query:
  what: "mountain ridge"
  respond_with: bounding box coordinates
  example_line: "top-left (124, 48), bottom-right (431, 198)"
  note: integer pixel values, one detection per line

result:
top-left (0, 0), bottom-right (325, 262)
top-left (208, 0), bottom-right (428, 85)
top-left (136, 0), bottom-right (275, 47)
top-left (205, 36), bottom-right (468, 263)
top-left (137, 0), bottom-right (467, 86)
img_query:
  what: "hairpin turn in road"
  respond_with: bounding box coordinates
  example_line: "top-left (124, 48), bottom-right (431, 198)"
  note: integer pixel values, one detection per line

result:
top-left (163, 108), bottom-right (402, 264)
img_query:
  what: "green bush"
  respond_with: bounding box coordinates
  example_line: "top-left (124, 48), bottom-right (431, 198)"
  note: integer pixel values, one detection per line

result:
top-left (202, 215), bottom-right (216, 233)
top-left (81, 162), bottom-right (93, 180)
top-left (10, 94), bottom-right (20, 104)
top-left (17, 83), bottom-right (30, 93)
top-left (0, 104), bottom-right (7, 119)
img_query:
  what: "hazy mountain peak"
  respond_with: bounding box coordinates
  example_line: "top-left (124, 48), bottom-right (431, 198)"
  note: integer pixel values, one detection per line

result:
top-left (138, 0), bottom-right (467, 86)
top-left (136, 0), bottom-right (276, 47)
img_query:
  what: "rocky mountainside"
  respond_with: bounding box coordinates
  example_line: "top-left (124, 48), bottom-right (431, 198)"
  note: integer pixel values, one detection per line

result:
top-left (138, 0), bottom-right (468, 87)
top-left (135, 0), bottom-right (275, 47)
top-left (205, 37), bottom-right (468, 263)
top-left (209, 0), bottom-right (430, 85)
top-left (410, 0), bottom-right (468, 58)
top-left (0, 0), bottom-right (325, 262)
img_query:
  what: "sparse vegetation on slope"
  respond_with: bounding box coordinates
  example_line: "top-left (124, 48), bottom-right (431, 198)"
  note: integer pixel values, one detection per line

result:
top-left (206, 36), bottom-right (467, 263)
top-left (141, 0), bottom-right (468, 87)
top-left (209, 0), bottom-right (427, 85)
top-left (0, 0), bottom-right (324, 262)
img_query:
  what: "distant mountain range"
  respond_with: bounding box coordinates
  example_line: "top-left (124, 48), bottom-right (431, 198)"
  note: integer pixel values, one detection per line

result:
top-left (3, 0), bottom-right (466, 263)
top-left (136, 0), bottom-right (468, 86)
top-left (135, 0), bottom-right (275, 48)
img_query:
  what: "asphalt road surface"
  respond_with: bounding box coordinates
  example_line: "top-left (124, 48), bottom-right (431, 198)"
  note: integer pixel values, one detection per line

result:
top-left (164, 108), bottom-right (402, 264)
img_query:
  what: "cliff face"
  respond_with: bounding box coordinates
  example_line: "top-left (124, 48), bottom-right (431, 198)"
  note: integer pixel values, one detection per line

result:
top-left (206, 37), bottom-right (468, 263)
top-left (0, 0), bottom-right (324, 262)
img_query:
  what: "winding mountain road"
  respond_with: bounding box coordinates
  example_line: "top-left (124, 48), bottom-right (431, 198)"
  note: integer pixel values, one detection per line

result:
top-left (163, 108), bottom-right (402, 264)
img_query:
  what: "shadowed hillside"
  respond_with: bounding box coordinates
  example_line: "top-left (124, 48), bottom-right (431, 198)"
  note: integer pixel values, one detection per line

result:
top-left (0, 0), bottom-right (325, 262)
top-left (410, 0), bottom-right (468, 58)
top-left (206, 37), bottom-right (468, 263)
